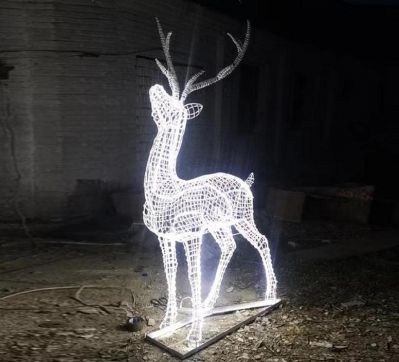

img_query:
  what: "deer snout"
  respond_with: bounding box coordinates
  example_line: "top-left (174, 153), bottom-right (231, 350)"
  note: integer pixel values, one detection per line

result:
top-left (149, 84), bottom-right (167, 101)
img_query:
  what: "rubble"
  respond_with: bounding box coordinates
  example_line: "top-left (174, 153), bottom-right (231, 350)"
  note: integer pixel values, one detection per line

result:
top-left (0, 226), bottom-right (398, 361)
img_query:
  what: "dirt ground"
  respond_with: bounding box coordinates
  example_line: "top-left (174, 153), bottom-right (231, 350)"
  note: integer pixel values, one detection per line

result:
top-left (0, 221), bottom-right (398, 362)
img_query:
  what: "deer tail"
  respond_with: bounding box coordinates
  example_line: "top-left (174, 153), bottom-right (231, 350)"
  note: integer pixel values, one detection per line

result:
top-left (245, 172), bottom-right (254, 187)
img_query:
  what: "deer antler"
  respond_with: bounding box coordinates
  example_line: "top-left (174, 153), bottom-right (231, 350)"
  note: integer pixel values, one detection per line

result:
top-left (180, 20), bottom-right (250, 102)
top-left (155, 18), bottom-right (180, 98)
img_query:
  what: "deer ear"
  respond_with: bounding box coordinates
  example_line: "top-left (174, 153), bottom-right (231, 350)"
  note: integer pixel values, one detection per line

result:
top-left (184, 103), bottom-right (203, 119)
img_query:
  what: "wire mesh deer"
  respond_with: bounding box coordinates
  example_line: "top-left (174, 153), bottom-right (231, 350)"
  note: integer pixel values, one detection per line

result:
top-left (143, 19), bottom-right (277, 343)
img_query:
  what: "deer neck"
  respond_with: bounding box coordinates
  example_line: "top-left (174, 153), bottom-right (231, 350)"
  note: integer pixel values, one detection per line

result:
top-left (144, 122), bottom-right (186, 195)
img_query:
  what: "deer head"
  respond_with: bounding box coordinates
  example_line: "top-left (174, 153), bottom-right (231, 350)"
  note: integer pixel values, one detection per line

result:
top-left (150, 18), bottom-right (250, 130)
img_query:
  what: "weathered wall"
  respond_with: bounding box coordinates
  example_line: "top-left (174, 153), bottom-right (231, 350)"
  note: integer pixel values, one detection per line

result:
top-left (0, 2), bottom-right (37, 219)
top-left (1, 0), bottom-right (394, 221)
top-left (0, 0), bottom-right (246, 220)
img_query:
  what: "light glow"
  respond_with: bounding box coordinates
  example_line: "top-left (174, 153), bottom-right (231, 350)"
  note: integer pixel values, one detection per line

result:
top-left (143, 19), bottom-right (277, 343)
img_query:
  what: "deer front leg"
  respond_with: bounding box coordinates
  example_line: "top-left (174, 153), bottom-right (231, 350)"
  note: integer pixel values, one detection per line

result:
top-left (183, 236), bottom-right (203, 343)
top-left (203, 227), bottom-right (236, 311)
top-left (159, 237), bottom-right (178, 329)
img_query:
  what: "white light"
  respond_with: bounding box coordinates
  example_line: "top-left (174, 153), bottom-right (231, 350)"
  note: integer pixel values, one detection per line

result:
top-left (143, 19), bottom-right (277, 343)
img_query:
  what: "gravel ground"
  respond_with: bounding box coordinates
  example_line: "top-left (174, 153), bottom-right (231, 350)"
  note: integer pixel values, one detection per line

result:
top-left (0, 222), bottom-right (398, 361)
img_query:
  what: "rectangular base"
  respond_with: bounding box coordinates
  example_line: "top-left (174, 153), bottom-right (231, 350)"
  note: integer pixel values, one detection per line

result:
top-left (146, 299), bottom-right (281, 359)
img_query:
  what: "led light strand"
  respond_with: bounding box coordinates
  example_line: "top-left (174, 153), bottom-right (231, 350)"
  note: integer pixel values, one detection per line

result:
top-left (142, 19), bottom-right (277, 343)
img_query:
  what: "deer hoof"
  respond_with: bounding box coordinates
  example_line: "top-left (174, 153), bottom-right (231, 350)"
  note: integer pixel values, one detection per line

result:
top-left (265, 290), bottom-right (277, 303)
top-left (201, 300), bottom-right (215, 312)
top-left (160, 315), bottom-right (177, 329)
top-left (186, 328), bottom-right (202, 344)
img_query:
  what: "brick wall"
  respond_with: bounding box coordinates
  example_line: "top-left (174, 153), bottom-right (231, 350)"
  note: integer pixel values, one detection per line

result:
top-left (0, 1), bottom-right (39, 219)
top-left (0, 0), bottom-right (251, 220)
top-left (0, 0), bottom-right (388, 221)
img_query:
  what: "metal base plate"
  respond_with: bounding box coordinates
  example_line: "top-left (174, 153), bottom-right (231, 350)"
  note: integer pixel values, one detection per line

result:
top-left (146, 299), bottom-right (281, 359)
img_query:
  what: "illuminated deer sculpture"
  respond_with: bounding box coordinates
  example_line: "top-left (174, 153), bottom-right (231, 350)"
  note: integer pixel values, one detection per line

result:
top-left (143, 19), bottom-right (277, 343)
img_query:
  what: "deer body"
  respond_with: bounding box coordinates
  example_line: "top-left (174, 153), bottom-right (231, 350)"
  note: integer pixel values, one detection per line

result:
top-left (144, 85), bottom-right (255, 237)
top-left (143, 20), bottom-right (277, 343)
top-left (145, 171), bottom-right (253, 236)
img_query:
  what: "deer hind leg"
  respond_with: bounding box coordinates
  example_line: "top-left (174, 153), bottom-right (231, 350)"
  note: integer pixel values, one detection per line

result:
top-left (183, 236), bottom-right (203, 343)
top-left (159, 237), bottom-right (178, 328)
top-left (235, 220), bottom-right (277, 301)
top-left (202, 227), bottom-right (236, 311)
